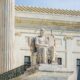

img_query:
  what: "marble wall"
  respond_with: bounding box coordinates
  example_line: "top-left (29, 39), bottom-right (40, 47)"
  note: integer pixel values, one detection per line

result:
top-left (15, 27), bottom-right (80, 80)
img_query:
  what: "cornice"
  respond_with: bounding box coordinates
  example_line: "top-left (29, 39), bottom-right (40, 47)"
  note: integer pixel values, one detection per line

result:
top-left (15, 6), bottom-right (80, 16)
top-left (16, 18), bottom-right (80, 29)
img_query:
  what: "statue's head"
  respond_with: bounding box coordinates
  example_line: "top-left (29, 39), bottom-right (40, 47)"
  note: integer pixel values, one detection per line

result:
top-left (39, 28), bottom-right (45, 37)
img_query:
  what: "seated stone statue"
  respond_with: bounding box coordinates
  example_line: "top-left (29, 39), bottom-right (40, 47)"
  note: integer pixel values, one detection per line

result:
top-left (35, 28), bottom-right (49, 64)
top-left (30, 28), bottom-right (56, 65)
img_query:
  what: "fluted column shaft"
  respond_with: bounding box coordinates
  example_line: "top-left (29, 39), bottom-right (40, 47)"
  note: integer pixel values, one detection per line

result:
top-left (0, 0), bottom-right (15, 73)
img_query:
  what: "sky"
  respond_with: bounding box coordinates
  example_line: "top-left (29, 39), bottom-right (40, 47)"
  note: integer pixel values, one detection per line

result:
top-left (16, 0), bottom-right (80, 10)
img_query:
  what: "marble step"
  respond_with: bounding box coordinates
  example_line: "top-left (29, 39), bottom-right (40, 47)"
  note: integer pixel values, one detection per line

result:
top-left (26, 76), bottom-right (67, 80)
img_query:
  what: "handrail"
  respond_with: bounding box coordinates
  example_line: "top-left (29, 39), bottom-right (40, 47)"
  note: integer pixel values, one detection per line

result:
top-left (0, 65), bottom-right (27, 80)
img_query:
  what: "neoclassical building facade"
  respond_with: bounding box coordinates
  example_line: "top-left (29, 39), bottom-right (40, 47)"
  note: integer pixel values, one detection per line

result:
top-left (0, 1), bottom-right (80, 79)
top-left (14, 6), bottom-right (80, 80)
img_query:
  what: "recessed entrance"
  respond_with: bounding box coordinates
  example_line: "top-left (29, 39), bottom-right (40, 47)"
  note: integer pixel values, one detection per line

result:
top-left (24, 56), bottom-right (31, 68)
top-left (77, 59), bottom-right (80, 80)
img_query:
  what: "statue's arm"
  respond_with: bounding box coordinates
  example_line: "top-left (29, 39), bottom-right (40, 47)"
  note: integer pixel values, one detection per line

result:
top-left (35, 37), bottom-right (39, 47)
top-left (35, 37), bottom-right (48, 47)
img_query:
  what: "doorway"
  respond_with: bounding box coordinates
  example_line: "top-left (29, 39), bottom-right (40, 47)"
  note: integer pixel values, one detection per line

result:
top-left (77, 59), bottom-right (80, 80)
top-left (24, 56), bottom-right (31, 68)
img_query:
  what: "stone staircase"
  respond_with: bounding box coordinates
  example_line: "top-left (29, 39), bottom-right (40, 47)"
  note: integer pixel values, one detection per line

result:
top-left (26, 76), bottom-right (67, 80)
top-left (25, 64), bottom-right (73, 80)
top-left (25, 65), bottom-right (39, 75)
top-left (11, 64), bottom-right (73, 80)
top-left (11, 65), bottom-right (39, 80)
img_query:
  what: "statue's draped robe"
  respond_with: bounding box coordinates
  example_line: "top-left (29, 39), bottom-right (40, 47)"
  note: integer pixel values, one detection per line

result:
top-left (48, 35), bottom-right (56, 63)
top-left (30, 37), bottom-right (37, 65)
top-left (35, 36), bottom-right (49, 64)
top-left (30, 35), bottom-right (56, 65)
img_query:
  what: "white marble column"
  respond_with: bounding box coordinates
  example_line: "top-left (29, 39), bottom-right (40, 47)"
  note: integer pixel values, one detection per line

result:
top-left (0, 0), bottom-right (15, 73)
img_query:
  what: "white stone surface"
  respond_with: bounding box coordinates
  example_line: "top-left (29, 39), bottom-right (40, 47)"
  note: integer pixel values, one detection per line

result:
top-left (0, 0), bottom-right (15, 73)
top-left (39, 64), bottom-right (73, 72)
top-left (15, 28), bottom-right (80, 80)
top-left (15, 7), bottom-right (80, 80)
top-left (16, 11), bottom-right (80, 22)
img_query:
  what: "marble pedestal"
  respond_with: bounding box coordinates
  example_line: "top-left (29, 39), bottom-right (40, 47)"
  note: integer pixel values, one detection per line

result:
top-left (38, 64), bottom-right (73, 80)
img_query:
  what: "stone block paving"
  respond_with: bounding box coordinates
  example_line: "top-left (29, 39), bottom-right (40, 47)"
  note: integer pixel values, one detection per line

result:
top-left (11, 72), bottom-right (67, 80)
